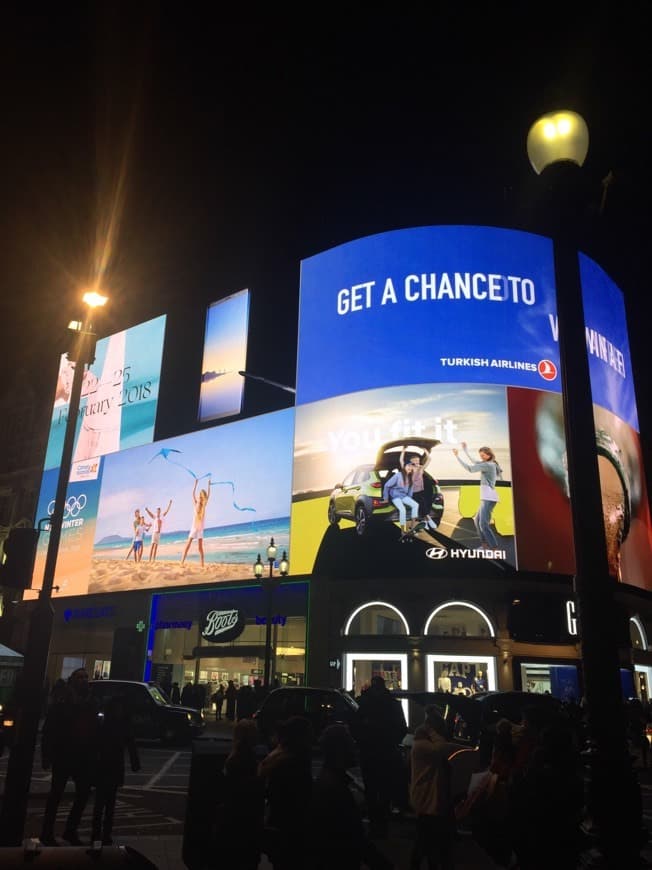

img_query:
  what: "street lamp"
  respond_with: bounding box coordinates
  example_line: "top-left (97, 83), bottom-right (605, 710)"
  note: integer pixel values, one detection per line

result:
top-left (0, 289), bottom-right (108, 846)
top-left (526, 112), bottom-right (641, 864)
top-left (254, 538), bottom-right (289, 687)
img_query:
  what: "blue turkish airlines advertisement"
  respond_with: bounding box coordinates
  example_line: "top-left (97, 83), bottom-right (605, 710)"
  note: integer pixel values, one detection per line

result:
top-left (292, 226), bottom-right (652, 590)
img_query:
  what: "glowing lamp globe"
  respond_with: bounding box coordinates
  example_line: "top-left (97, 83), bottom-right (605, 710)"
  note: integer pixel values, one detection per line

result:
top-left (526, 110), bottom-right (589, 175)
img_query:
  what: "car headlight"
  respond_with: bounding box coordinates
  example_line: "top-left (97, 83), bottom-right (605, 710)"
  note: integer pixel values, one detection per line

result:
top-left (186, 713), bottom-right (193, 722)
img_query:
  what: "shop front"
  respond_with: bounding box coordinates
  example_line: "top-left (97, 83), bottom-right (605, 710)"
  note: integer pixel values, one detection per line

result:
top-left (311, 578), bottom-right (603, 724)
top-left (146, 580), bottom-right (309, 696)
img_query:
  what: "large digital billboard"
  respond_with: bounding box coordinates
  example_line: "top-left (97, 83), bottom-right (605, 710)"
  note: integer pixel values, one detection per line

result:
top-left (198, 289), bottom-right (250, 423)
top-left (32, 407), bottom-right (294, 597)
top-left (291, 226), bottom-right (652, 589)
top-left (44, 315), bottom-right (167, 471)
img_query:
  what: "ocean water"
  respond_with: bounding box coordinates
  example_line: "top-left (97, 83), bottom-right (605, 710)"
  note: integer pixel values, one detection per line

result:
top-left (93, 515), bottom-right (290, 564)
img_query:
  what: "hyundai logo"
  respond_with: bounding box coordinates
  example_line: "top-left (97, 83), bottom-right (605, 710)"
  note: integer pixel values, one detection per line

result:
top-left (425, 547), bottom-right (449, 560)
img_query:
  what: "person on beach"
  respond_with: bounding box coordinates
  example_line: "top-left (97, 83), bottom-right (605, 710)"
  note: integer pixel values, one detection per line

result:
top-left (124, 509), bottom-right (141, 560)
top-left (133, 514), bottom-right (151, 563)
top-left (145, 499), bottom-right (172, 562)
top-left (181, 479), bottom-right (211, 567)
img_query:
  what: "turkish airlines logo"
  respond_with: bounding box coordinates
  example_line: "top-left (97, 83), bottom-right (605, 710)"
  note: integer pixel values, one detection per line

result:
top-left (538, 359), bottom-right (558, 381)
top-left (425, 547), bottom-right (449, 560)
top-left (201, 609), bottom-right (240, 638)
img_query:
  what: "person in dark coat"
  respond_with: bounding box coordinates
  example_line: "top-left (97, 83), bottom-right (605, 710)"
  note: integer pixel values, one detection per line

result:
top-left (258, 715), bottom-right (313, 870)
top-left (509, 723), bottom-right (585, 870)
top-left (310, 724), bottom-right (393, 870)
top-left (220, 718), bottom-right (266, 869)
top-left (170, 682), bottom-right (181, 704)
top-left (225, 679), bottom-right (238, 721)
top-left (354, 675), bottom-right (408, 838)
top-left (91, 694), bottom-right (141, 845)
top-left (180, 680), bottom-right (194, 707)
top-left (40, 668), bottom-right (99, 846)
top-left (211, 683), bottom-right (225, 720)
top-left (237, 684), bottom-right (257, 720)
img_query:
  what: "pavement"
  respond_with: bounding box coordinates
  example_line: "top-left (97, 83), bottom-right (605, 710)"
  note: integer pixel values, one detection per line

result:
top-left (3, 718), bottom-right (652, 868)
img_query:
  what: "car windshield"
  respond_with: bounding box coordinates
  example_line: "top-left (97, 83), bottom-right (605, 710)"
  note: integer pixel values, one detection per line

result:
top-left (148, 685), bottom-right (169, 705)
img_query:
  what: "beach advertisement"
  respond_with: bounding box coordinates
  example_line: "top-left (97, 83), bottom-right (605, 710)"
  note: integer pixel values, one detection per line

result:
top-left (43, 315), bottom-right (167, 471)
top-left (32, 407), bottom-right (294, 597)
top-left (198, 289), bottom-right (250, 423)
top-left (292, 225), bottom-right (652, 588)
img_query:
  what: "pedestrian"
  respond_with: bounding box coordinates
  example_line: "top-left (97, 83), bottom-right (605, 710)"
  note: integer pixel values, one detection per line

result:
top-left (237, 684), bottom-right (256, 720)
top-left (509, 723), bottom-right (585, 870)
top-left (409, 706), bottom-right (457, 870)
top-left (225, 679), bottom-right (238, 721)
top-left (212, 683), bottom-right (225, 720)
top-left (91, 694), bottom-right (141, 846)
top-left (170, 681), bottom-right (181, 704)
top-left (310, 724), bottom-right (393, 870)
top-left (219, 718), bottom-right (266, 869)
top-left (258, 715), bottom-right (314, 870)
top-left (40, 668), bottom-right (99, 846)
top-left (626, 697), bottom-right (649, 768)
top-left (467, 718), bottom-right (517, 868)
top-left (180, 680), bottom-right (194, 707)
top-left (354, 675), bottom-right (408, 838)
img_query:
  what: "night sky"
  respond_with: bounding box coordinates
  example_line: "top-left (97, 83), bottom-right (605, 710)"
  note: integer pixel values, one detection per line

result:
top-left (0, 6), bottom-right (650, 474)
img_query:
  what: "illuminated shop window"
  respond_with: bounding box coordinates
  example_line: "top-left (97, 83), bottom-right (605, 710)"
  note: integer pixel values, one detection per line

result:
top-left (424, 601), bottom-right (495, 638)
top-left (344, 601), bottom-right (409, 636)
top-left (630, 617), bottom-right (648, 650)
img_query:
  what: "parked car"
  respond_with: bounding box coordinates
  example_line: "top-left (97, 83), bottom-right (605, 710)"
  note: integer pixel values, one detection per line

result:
top-left (395, 689), bottom-right (564, 750)
top-left (90, 679), bottom-right (205, 744)
top-left (328, 437), bottom-right (444, 536)
top-left (252, 686), bottom-right (359, 745)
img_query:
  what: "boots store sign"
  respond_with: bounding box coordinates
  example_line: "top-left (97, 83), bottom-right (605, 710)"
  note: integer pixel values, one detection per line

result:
top-left (200, 608), bottom-right (245, 643)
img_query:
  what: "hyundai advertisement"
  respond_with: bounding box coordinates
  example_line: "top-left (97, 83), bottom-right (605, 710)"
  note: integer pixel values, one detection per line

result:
top-left (292, 226), bottom-right (652, 589)
top-left (32, 407), bottom-right (294, 597)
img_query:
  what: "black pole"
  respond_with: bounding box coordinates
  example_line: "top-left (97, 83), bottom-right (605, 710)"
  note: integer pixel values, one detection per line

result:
top-left (264, 565), bottom-right (274, 687)
top-left (543, 162), bottom-right (643, 865)
top-left (0, 326), bottom-right (95, 846)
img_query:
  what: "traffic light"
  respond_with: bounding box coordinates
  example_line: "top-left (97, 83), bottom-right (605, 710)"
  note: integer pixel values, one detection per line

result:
top-left (0, 528), bottom-right (39, 589)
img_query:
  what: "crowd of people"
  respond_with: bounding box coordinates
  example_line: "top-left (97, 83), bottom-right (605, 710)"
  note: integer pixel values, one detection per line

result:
top-left (31, 668), bottom-right (652, 868)
top-left (38, 668), bottom-right (140, 847)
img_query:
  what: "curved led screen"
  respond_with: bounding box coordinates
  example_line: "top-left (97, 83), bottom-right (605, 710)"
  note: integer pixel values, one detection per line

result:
top-left (291, 226), bottom-right (652, 590)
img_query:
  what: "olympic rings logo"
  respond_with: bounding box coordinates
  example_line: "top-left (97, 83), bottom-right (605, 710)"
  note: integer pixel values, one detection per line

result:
top-left (48, 494), bottom-right (87, 519)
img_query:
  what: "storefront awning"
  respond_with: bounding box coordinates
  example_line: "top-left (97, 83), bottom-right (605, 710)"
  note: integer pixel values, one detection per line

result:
top-left (0, 643), bottom-right (24, 666)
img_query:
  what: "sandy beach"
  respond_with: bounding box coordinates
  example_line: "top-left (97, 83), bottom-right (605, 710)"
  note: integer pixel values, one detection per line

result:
top-left (88, 558), bottom-right (250, 593)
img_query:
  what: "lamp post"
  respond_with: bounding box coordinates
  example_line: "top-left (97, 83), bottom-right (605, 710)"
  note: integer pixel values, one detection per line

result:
top-left (0, 290), bottom-right (107, 846)
top-left (526, 111), bottom-right (642, 864)
top-left (254, 538), bottom-right (289, 687)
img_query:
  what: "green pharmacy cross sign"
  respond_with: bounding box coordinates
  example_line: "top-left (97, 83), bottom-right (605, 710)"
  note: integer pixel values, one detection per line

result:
top-left (136, 619), bottom-right (146, 632)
